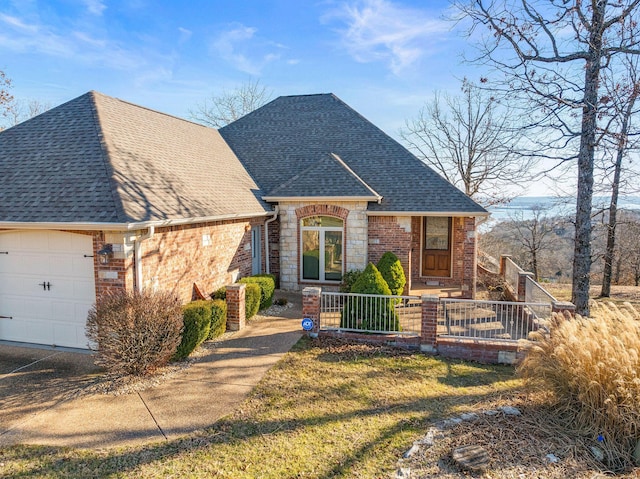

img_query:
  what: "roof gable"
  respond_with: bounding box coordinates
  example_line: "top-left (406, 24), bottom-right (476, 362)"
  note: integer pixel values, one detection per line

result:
top-left (265, 152), bottom-right (381, 200)
top-left (221, 94), bottom-right (487, 214)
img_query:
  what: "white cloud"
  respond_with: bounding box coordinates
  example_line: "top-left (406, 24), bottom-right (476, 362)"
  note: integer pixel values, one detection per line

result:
top-left (211, 23), bottom-right (282, 75)
top-left (81, 0), bottom-right (107, 16)
top-left (178, 26), bottom-right (192, 44)
top-left (323, 0), bottom-right (449, 74)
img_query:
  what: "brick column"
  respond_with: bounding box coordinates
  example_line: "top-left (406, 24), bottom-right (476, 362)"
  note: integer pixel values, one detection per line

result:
top-left (517, 272), bottom-right (534, 302)
top-left (226, 283), bottom-right (246, 331)
top-left (302, 287), bottom-right (322, 337)
top-left (420, 294), bottom-right (439, 354)
top-left (552, 301), bottom-right (576, 318)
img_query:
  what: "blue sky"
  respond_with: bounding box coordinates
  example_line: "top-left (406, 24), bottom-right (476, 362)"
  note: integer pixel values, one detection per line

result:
top-left (1, 0), bottom-right (559, 195)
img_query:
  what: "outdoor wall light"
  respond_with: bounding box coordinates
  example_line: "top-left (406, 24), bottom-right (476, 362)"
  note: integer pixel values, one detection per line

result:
top-left (97, 244), bottom-right (113, 265)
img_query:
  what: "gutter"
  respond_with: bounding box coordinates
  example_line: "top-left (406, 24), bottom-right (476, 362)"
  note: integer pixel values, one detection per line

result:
top-left (264, 206), bottom-right (279, 274)
top-left (134, 226), bottom-right (154, 292)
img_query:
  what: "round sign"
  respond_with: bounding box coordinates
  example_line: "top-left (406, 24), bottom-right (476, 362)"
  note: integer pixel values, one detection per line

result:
top-left (301, 318), bottom-right (314, 331)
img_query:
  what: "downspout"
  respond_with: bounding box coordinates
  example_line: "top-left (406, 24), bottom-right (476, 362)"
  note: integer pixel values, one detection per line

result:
top-left (134, 226), bottom-right (155, 292)
top-left (264, 206), bottom-right (279, 275)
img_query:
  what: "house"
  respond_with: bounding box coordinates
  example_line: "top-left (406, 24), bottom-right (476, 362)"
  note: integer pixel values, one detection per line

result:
top-left (0, 91), bottom-right (487, 349)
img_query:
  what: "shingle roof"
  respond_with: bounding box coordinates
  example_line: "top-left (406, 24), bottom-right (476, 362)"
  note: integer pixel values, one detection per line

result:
top-left (0, 91), bottom-right (269, 224)
top-left (265, 152), bottom-right (381, 199)
top-left (221, 94), bottom-right (487, 214)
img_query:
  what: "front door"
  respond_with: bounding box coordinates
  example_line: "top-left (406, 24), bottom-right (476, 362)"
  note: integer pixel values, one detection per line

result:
top-left (422, 217), bottom-right (451, 277)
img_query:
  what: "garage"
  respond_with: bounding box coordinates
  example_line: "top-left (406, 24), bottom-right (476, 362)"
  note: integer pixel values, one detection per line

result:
top-left (0, 231), bottom-right (96, 349)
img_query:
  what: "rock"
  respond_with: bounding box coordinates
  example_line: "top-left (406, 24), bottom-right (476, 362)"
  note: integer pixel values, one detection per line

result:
top-left (443, 417), bottom-right (463, 428)
top-left (483, 409), bottom-right (499, 416)
top-left (545, 453), bottom-right (560, 463)
top-left (403, 444), bottom-right (420, 458)
top-left (452, 444), bottom-right (490, 472)
top-left (460, 412), bottom-right (478, 421)
top-left (418, 427), bottom-right (442, 447)
top-left (499, 406), bottom-right (521, 416)
top-left (590, 446), bottom-right (605, 462)
top-left (395, 467), bottom-right (411, 478)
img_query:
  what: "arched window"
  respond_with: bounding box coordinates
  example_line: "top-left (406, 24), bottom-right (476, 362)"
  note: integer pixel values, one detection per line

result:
top-left (300, 216), bottom-right (343, 282)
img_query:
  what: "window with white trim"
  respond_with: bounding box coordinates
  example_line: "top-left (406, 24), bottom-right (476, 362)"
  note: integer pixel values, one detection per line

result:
top-left (300, 216), bottom-right (343, 282)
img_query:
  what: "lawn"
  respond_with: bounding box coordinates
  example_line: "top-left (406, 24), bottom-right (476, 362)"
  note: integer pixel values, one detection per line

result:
top-left (1, 337), bottom-right (519, 478)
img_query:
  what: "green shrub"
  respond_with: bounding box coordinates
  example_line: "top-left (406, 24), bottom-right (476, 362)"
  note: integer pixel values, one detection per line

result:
top-left (244, 283), bottom-right (261, 320)
top-left (377, 252), bottom-right (406, 296)
top-left (175, 301), bottom-right (211, 360)
top-left (86, 290), bottom-right (182, 376)
top-left (340, 269), bottom-right (363, 293)
top-left (209, 299), bottom-right (227, 339)
top-left (210, 287), bottom-right (226, 301)
top-left (239, 274), bottom-right (276, 310)
top-left (519, 302), bottom-right (640, 470)
top-left (340, 263), bottom-right (400, 331)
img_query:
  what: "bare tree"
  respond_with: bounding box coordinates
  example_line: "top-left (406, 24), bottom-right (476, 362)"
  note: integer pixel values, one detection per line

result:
top-left (599, 55), bottom-right (640, 296)
top-left (511, 206), bottom-right (556, 281)
top-left (189, 79), bottom-right (272, 128)
top-left (456, 0), bottom-right (640, 315)
top-left (0, 70), bottom-right (14, 131)
top-left (612, 211), bottom-right (640, 286)
top-left (402, 79), bottom-right (528, 205)
top-left (4, 98), bottom-right (51, 127)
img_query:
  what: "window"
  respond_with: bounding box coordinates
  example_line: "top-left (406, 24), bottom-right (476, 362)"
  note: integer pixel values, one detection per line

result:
top-left (301, 216), bottom-right (343, 282)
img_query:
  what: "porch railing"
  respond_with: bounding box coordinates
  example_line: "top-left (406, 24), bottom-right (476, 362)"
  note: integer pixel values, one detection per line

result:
top-left (439, 298), bottom-right (551, 342)
top-left (524, 276), bottom-right (557, 307)
top-left (503, 257), bottom-right (524, 296)
top-left (320, 292), bottom-right (421, 335)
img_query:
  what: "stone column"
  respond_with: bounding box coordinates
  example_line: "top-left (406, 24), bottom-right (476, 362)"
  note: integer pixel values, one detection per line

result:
top-left (226, 283), bottom-right (246, 331)
top-left (420, 294), bottom-right (439, 354)
top-left (302, 287), bottom-right (322, 336)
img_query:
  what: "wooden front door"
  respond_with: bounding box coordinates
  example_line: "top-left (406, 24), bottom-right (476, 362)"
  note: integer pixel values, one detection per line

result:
top-left (422, 217), bottom-right (452, 277)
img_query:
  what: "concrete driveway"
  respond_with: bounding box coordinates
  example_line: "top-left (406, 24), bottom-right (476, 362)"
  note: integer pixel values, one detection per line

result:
top-left (0, 293), bottom-right (303, 450)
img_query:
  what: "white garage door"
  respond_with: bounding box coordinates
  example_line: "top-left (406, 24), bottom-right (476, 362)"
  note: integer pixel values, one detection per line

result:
top-left (0, 231), bottom-right (96, 349)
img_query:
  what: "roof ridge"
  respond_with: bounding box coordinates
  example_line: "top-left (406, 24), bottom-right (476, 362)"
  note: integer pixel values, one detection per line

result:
top-left (88, 92), bottom-right (128, 223)
top-left (329, 153), bottom-right (381, 199)
top-left (89, 90), bottom-right (214, 130)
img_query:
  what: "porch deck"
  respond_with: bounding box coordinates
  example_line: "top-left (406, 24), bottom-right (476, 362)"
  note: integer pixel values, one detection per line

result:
top-left (409, 284), bottom-right (467, 298)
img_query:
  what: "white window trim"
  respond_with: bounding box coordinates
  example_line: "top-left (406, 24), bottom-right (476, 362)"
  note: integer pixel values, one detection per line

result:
top-left (300, 222), bottom-right (344, 283)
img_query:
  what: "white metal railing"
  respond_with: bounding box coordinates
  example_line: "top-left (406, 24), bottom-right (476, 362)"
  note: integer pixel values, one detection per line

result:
top-left (503, 257), bottom-right (524, 295)
top-left (320, 292), bottom-right (421, 335)
top-left (524, 276), bottom-right (557, 307)
top-left (439, 299), bottom-right (552, 342)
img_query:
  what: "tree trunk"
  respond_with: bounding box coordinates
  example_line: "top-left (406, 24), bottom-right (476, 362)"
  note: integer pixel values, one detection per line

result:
top-left (572, 4), bottom-right (606, 316)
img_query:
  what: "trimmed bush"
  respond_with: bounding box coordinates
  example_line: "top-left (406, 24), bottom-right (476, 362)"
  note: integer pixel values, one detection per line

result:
top-left (239, 274), bottom-right (276, 310)
top-left (86, 289), bottom-right (182, 376)
top-left (519, 302), bottom-right (640, 470)
top-left (210, 287), bottom-right (226, 301)
top-left (209, 299), bottom-right (227, 339)
top-left (377, 252), bottom-right (406, 296)
top-left (175, 301), bottom-right (211, 360)
top-left (340, 269), bottom-right (363, 293)
top-left (244, 283), bottom-right (261, 320)
top-left (340, 263), bottom-right (400, 331)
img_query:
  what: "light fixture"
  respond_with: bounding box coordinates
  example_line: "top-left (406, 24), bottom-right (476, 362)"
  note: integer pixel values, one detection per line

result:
top-left (97, 244), bottom-right (113, 265)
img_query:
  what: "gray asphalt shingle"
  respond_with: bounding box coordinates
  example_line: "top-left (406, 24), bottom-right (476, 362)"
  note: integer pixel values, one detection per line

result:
top-left (221, 94), bottom-right (487, 214)
top-left (0, 91), bottom-right (269, 224)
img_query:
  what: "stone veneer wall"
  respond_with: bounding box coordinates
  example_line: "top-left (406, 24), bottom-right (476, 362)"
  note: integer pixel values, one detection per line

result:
top-left (278, 201), bottom-right (369, 290)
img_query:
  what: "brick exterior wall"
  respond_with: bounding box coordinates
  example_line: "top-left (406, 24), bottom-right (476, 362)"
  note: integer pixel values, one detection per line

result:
top-left (267, 217), bottom-right (280, 280)
top-left (140, 218), bottom-right (263, 303)
top-left (367, 216), bottom-right (412, 294)
top-left (410, 216), bottom-right (477, 298)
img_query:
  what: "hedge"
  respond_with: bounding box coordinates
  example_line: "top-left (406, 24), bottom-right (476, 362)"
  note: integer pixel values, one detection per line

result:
top-left (175, 300), bottom-right (211, 360)
top-left (208, 299), bottom-right (227, 339)
top-left (239, 274), bottom-right (276, 310)
top-left (245, 283), bottom-right (261, 320)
